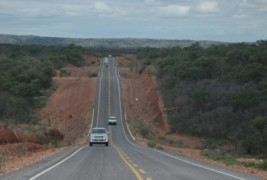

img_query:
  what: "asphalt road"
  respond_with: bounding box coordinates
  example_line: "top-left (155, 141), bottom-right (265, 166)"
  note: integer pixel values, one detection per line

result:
top-left (2, 57), bottom-right (263, 180)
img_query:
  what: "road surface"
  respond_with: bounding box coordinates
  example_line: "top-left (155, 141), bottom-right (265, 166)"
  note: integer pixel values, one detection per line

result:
top-left (2, 57), bottom-right (262, 180)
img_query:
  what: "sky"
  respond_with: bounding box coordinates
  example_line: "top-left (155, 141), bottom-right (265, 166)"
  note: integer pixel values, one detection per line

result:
top-left (0, 0), bottom-right (267, 42)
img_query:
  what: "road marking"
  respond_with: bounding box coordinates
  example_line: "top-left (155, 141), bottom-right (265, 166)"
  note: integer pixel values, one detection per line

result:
top-left (152, 149), bottom-right (246, 180)
top-left (29, 146), bottom-right (87, 180)
top-left (89, 109), bottom-right (94, 133)
top-left (139, 169), bottom-right (146, 174)
top-left (108, 62), bottom-right (111, 116)
top-left (112, 143), bottom-right (143, 180)
top-left (125, 113), bottom-right (136, 141)
top-left (114, 61), bottom-right (141, 149)
top-left (108, 78), bottom-right (143, 180)
top-left (96, 60), bottom-right (104, 127)
top-left (110, 126), bottom-right (143, 180)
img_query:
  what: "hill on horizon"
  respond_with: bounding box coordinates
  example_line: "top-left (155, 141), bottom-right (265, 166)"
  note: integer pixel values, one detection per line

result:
top-left (0, 34), bottom-right (226, 48)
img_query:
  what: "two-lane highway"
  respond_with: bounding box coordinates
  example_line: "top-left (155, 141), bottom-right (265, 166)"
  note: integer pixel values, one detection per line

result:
top-left (2, 57), bottom-right (262, 180)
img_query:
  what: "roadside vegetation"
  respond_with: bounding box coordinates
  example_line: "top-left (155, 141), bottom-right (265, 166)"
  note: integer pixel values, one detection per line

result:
top-left (0, 44), bottom-right (132, 154)
top-left (0, 43), bottom-right (87, 150)
top-left (0, 44), bottom-right (85, 124)
top-left (1, 40), bottom-right (267, 174)
top-left (137, 41), bottom-right (267, 161)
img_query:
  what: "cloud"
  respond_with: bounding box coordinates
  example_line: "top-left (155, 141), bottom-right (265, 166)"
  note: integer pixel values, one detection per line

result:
top-left (238, 23), bottom-right (259, 29)
top-left (94, 2), bottom-right (111, 13)
top-left (232, 13), bottom-right (247, 19)
top-left (144, 0), bottom-right (155, 4)
top-left (144, 0), bottom-right (160, 5)
top-left (92, 2), bottom-right (127, 17)
top-left (198, 1), bottom-right (219, 13)
top-left (0, 0), bottom-right (266, 41)
top-left (158, 5), bottom-right (191, 17)
top-left (0, 1), bottom-right (92, 18)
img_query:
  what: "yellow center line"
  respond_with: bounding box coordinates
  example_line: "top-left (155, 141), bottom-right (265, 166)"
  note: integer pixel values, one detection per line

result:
top-left (108, 61), bottom-right (148, 180)
top-left (115, 145), bottom-right (143, 180)
top-left (139, 169), bottom-right (146, 174)
top-left (109, 125), bottom-right (143, 180)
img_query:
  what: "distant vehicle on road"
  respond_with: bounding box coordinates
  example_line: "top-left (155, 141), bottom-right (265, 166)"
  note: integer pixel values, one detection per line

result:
top-left (104, 57), bottom-right (108, 66)
top-left (108, 116), bottom-right (117, 125)
top-left (89, 127), bottom-right (109, 146)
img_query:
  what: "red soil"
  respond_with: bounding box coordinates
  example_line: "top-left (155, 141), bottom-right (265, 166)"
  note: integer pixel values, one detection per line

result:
top-left (0, 55), bottom-right (98, 174)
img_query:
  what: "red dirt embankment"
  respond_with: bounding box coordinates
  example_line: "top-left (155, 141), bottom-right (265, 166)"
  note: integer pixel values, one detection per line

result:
top-left (38, 56), bottom-right (98, 144)
top-left (0, 55), bottom-right (98, 174)
top-left (39, 72), bottom-right (96, 142)
top-left (118, 55), bottom-right (203, 148)
top-left (118, 55), bottom-right (267, 179)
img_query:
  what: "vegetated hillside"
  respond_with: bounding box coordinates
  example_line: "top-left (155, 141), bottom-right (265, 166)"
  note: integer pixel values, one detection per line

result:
top-left (0, 44), bottom-right (85, 124)
top-left (137, 41), bottom-right (267, 155)
top-left (0, 34), bottom-right (226, 48)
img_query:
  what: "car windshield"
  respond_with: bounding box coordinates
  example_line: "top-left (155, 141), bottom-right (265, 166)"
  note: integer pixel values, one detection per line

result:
top-left (92, 129), bottom-right (106, 134)
top-left (110, 117), bottom-right (116, 120)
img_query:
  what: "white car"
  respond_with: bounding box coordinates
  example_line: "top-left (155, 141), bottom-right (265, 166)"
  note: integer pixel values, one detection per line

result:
top-left (89, 127), bottom-right (109, 146)
top-left (108, 116), bottom-right (117, 125)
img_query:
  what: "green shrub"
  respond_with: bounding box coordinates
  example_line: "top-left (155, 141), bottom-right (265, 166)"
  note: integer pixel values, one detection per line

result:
top-left (138, 64), bottom-right (146, 74)
top-left (257, 160), bottom-right (267, 170)
top-left (156, 145), bottom-right (164, 150)
top-left (0, 152), bottom-right (6, 170)
top-left (176, 140), bottom-right (185, 148)
top-left (202, 139), bottom-right (225, 150)
top-left (140, 126), bottom-right (153, 138)
top-left (147, 141), bottom-right (156, 148)
top-left (45, 128), bottom-right (64, 147)
top-left (153, 115), bottom-right (161, 125)
top-left (158, 136), bottom-right (166, 141)
top-left (128, 62), bottom-right (133, 71)
top-left (204, 151), bottom-right (238, 165)
top-left (130, 117), bottom-right (155, 138)
top-left (60, 69), bottom-right (70, 77)
top-left (88, 72), bottom-right (98, 78)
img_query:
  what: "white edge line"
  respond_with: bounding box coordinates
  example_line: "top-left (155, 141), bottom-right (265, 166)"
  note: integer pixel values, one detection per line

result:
top-left (152, 149), bottom-right (247, 180)
top-left (125, 113), bottom-right (136, 141)
top-left (30, 59), bottom-right (104, 179)
top-left (29, 146), bottom-right (87, 180)
top-left (89, 109), bottom-right (94, 134)
top-left (114, 58), bottom-right (247, 180)
top-left (96, 59), bottom-right (104, 127)
top-left (114, 61), bottom-right (141, 149)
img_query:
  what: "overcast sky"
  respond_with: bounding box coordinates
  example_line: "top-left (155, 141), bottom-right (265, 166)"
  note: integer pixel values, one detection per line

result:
top-left (0, 0), bottom-right (267, 42)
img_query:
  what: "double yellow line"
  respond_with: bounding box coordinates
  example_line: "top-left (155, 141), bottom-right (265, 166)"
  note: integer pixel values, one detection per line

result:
top-left (108, 61), bottom-right (151, 180)
top-left (110, 127), bottom-right (143, 180)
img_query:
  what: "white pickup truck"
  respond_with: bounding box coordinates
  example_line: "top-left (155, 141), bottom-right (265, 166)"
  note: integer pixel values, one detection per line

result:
top-left (89, 127), bottom-right (109, 147)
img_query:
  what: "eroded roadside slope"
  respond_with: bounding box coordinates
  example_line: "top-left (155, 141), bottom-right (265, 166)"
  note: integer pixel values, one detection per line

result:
top-left (117, 55), bottom-right (267, 179)
top-left (0, 56), bottom-right (98, 175)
